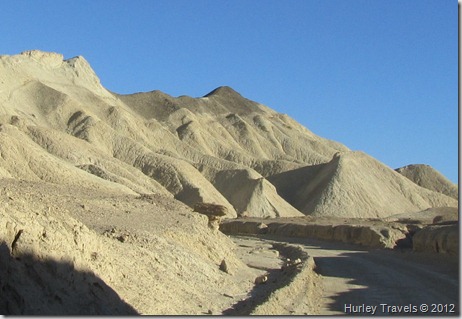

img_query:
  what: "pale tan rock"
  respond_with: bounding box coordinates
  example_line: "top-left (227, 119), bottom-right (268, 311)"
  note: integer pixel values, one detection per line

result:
top-left (396, 164), bottom-right (458, 199)
top-left (0, 50), bottom-right (458, 315)
top-left (413, 224), bottom-right (459, 255)
top-left (255, 274), bottom-right (268, 284)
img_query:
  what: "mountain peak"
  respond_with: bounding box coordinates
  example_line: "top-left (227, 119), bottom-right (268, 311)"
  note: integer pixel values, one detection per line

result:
top-left (16, 50), bottom-right (96, 78)
top-left (1, 50), bottom-right (111, 100)
top-left (64, 55), bottom-right (94, 74)
top-left (203, 86), bottom-right (242, 98)
top-left (20, 50), bottom-right (64, 68)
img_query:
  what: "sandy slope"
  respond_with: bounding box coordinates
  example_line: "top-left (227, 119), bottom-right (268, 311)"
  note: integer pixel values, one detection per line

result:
top-left (396, 164), bottom-right (458, 199)
top-left (0, 50), bottom-right (458, 315)
top-left (268, 151), bottom-right (457, 218)
top-left (0, 50), bottom-right (455, 220)
top-left (0, 178), bottom-right (325, 315)
top-left (0, 179), bottom-right (259, 314)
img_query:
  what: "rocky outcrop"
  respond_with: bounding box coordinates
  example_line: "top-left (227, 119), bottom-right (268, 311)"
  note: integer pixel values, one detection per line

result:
top-left (193, 202), bottom-right (228, 229)
top-left (412, 224), bottom-right (459, 255)
top-left (220, 219), bottom-right (408, 249)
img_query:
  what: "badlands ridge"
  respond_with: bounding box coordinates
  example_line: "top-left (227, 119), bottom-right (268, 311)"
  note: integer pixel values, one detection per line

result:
top-left (0, 51), bottom-right (458, 314)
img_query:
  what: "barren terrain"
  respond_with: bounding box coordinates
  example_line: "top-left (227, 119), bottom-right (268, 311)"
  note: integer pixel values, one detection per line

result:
top-left (0, 50), bottom-right (458, 315)
top-left (232, 235), bottom-right (459, 315)
top-left (2, 177), bottom-right (458, 315)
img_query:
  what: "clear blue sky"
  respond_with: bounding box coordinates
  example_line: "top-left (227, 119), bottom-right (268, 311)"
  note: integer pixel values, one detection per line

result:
top-left (1, 1), bottom-right (458, 183)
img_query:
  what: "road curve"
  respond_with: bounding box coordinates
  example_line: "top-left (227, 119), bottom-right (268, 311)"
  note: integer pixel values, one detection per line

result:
top-left (240, 235), bottom-right (459, 316)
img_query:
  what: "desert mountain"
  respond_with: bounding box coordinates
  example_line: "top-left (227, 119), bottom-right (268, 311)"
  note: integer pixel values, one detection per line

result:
top-left (268, 151), bottom-right (457, 218)
top-left (396, 164), bottom-right (458, 200)
top-left (0, 50), bottom-right (457, 218)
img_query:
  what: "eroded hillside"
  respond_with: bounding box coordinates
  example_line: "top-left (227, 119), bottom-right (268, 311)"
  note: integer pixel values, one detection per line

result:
top-left (0, 50), bottom-right (458, 315)
top-left (0, 50), bottom-right (456, 219)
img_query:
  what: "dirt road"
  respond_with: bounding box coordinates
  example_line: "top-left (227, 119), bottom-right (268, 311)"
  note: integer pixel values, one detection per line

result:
top-left (232, 235), bottom-right (459, 316)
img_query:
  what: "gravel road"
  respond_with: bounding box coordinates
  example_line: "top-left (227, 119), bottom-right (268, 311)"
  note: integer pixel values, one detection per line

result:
top-left (233, 235), bottom-right (459, 316)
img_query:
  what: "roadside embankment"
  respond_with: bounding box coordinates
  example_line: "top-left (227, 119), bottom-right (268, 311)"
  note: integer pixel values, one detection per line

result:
top-left (227, 236), bottom-right (322, 315)
top-left (250, 254), bottom-right (321, 315)
top-left (220, 218), bottom-right (408, 249)
top-left (412, 223), bottom-right (458, 255)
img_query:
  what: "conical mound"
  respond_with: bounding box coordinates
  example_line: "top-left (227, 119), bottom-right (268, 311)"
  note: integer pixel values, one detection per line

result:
top-left (0, 50), bottom-right (456, 219)
top-left (269, 152), bottom-right (457, 218)
top-left (396, 164), bottom-right (458, 200)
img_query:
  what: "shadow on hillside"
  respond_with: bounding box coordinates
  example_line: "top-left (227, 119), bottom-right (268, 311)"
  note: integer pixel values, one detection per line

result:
top-left (0, 242), bottom-right (139, 315)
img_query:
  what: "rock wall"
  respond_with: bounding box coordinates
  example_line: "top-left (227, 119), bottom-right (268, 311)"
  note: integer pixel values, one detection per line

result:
top-left (412, 224), bottom-right (459, 255)
top-left (220, 220), bottom-right (407, 249)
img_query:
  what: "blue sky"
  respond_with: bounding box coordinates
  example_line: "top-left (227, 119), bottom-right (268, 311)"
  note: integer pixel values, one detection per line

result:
top-left (1, 1), bottom-right (458, 183)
